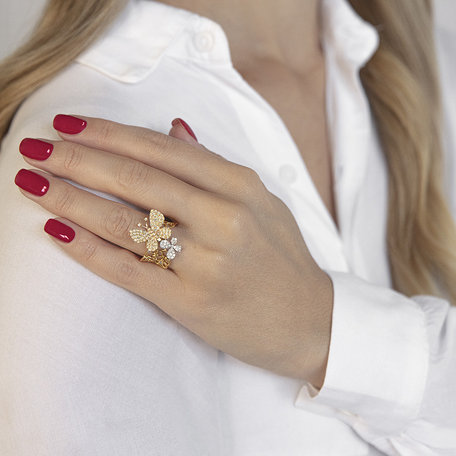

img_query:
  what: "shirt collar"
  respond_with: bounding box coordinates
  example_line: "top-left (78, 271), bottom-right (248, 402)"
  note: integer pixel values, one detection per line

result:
top-left (321, 0), bottom-right (379, 67)
top-left (76, 0), bottom-right (379, 83)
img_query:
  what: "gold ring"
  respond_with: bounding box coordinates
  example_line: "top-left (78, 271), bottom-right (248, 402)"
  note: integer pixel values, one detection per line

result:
top-left (129, 209), bottom-right (181, 269)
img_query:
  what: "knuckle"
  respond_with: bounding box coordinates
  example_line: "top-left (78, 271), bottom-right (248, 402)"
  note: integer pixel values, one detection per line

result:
top-left (78, 238), bottom-right (98, 262)
top-left (95, 121), bottom-right (115, 146)
top-left (54, 186), bottom-right (76, 213)
top-left (135, 127), bottom-right (156, 145)
top-left (228, 165), bottom-right (266, 199)
top-left (202, 145), bottom-right (227, 161)
top-left (104, 205), bottom-right (133, 238)
top-left (62, 143), bottom-right (83, 172)
top-left (116, 159), bottom-right (150, 190)
top-left (240, 165), bottom-right (260, 182)
top-left (135, 128), bottom-right (171, 159)
top-left (239, 166), bottom-right (265, 192)
top-left (150, 129), bottom-right (173, 150)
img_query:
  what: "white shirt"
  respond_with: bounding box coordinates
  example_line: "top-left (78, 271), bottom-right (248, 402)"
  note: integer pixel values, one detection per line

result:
top-left (0, 0), bottom-right (455, 454)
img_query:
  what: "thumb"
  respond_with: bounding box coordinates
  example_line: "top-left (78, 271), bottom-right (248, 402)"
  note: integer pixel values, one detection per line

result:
top-left (169, 117), bottom-right (199, 145)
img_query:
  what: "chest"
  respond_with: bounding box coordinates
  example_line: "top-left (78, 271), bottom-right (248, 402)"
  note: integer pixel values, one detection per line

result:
top-left (239, 62), bottom-right (338, 229)
top-left (278, 101), bottom-right (337, 230)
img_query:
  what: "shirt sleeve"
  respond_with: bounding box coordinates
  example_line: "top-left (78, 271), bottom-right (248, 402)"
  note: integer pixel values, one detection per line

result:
top-left (294, 269), bottom-right (456, 455)
top-left (0, 71), bottom-right (225, 456)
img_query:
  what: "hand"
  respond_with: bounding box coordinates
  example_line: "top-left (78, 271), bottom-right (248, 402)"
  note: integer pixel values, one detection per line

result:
top-left (15, 115), bottom-right (333, 388)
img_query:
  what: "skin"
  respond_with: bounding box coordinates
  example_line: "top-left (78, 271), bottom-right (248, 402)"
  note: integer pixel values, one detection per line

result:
top-left (160, 0), bottom-right (338, 226)
top-left (17, 116), bottom-right (333, 389)
top-left (15, 1), bottom-right (335, 389)
top-left (159, 0), bottom-right (322, 73)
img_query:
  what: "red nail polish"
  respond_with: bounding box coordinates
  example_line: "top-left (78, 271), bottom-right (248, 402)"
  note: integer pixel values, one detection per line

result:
top-left (53, 114), bottom-right (87, 134)
top-left (44, 219), bottom-right (75, 243)
top-left (14, 169), bottom-right (49, 196)
top-left (19, 138), bottom-right (53, 160)
top-left (174, 118), bottom-right (198, 141)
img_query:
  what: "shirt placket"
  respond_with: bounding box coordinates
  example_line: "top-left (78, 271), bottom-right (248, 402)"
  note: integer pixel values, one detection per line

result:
top-left (218, 65), bottom-right (350, 272)
top-left (320, 1), bottom-right (381, 276)
top-left (181, 9), bottom-right (378, 274)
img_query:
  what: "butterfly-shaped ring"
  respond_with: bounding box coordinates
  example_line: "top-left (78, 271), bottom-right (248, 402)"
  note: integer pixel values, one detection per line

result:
top-left (129, 209), bottom-right (181, 268)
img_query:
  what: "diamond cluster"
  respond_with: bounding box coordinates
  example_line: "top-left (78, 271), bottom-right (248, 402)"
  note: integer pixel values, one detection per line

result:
top-left (160, 237), bottom-right (182, 260)
top-left (129, 209), bottom-right (182, 268)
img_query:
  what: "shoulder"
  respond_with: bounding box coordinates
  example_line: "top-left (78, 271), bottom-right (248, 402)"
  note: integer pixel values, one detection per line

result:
top-left (75, 0), bottom-right (197, 84)
top-left (2, 0), bottom-right (232, 149)
top-left (4, 0), bottom-right (191, 140)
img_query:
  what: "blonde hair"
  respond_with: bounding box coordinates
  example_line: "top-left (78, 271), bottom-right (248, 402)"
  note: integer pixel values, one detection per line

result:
top-left (0, 0), bottom-right (128, 139)
top-left (350, 0), bottom-right (456, 305)
top-left (1, 0), bottom-right (455, 305)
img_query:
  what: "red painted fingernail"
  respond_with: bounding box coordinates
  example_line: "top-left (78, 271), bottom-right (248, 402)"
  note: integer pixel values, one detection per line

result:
top-left (172, 118), bottom-right (198, 141)
top-left (53, 114), bottom-right (87, 134)
top-left (19, 138), bottom-right (53, 160)
top-left (44, 219), bottom-right (75, 243)
top-left (14, 169), bottom-right (49, 196)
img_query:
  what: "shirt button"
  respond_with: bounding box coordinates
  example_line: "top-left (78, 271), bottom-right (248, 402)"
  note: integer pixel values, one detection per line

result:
top-left (279, 164), bottom-right (298, 184)
top-left (193, 31), bottom-right (215, 53)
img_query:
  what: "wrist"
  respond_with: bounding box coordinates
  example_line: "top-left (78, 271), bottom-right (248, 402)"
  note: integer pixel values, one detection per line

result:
top-left (296, 270), bottom-right (334, 389)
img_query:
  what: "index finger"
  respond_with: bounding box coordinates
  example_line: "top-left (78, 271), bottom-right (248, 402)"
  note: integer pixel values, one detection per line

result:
top-left (53, 114), bottom-right (245, 197)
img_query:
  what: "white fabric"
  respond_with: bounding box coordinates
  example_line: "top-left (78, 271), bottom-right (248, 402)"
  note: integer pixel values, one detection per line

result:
top-left (0, 0), bottom-right (455, 454)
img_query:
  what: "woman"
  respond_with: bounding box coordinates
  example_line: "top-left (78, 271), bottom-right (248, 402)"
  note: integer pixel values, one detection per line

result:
top-left (0, 0), bottom-right (455, 454)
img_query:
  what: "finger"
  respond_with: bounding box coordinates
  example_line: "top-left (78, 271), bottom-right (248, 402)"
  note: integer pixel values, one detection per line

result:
top-left (168, 121), bottom-right (230, 163)
top-left (43, 217), bottom-right (185, 316)
top-left (19, 137), bottom-right (213, 227)
top-left (14, 168), bottom-right (190, 267)
top-left (52, 114), bottom-right (255, 199)
top-left (168, 118), bottom-right (200, 145)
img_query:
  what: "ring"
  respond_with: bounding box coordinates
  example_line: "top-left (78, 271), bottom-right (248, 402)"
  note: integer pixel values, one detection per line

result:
top-left (129, 209), bottom-right (181, 269)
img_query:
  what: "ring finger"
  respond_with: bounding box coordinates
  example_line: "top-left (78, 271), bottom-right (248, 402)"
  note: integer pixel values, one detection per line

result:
top-left (14, 168), bottom-right (189, 272)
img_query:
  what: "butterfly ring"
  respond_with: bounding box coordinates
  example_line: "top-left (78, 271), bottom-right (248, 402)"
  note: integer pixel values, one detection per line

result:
top-left (129, 208), bottom-right (182, 269)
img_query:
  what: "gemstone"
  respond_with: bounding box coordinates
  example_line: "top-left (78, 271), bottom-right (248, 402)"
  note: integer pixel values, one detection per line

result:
top-left (160, 239), bottom-right (171, 249)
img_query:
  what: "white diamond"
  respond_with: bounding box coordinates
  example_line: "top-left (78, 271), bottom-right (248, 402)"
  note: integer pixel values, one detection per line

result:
top-left (174, 245), bottom-right (182, 252)
top-left (160, 239), bottom-right (171, 249)
top-left (167, 249), bottom-right (176, 260)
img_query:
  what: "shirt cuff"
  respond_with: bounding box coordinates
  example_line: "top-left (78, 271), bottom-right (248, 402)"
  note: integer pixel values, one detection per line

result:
top-left (294, 270), bottom-right (430, 434)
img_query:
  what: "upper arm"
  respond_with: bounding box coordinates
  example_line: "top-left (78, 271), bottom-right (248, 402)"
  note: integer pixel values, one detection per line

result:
top-left (0, 65), bottom-right (224, 455)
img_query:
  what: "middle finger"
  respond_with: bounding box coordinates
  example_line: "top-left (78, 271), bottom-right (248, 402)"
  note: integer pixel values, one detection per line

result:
top-left (19, 138), bottom-right (212, 227)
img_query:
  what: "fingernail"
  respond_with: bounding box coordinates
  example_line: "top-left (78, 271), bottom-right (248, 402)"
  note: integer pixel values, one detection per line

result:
top-left (53, 114), bottom-right (87, 134)
top-left (14, 169), bottom-right (49, 196)
top-left (19, 138), bottom-right (54, 160)
top-left (172, 118), bottom-right (198, 141)
top-left (44, 219), bottom-right (75, 243)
